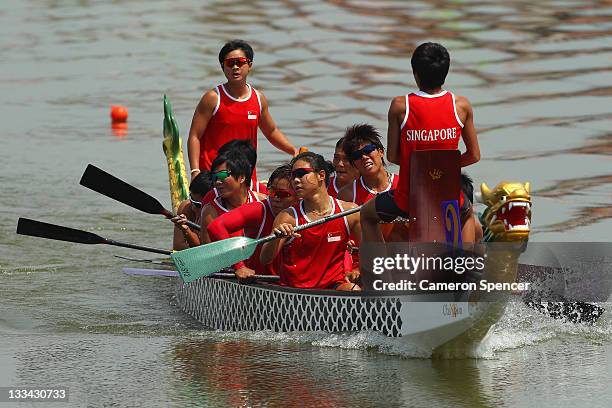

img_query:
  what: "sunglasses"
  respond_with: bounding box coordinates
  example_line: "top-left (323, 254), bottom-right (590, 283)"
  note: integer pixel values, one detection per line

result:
top-left (350, 144), bottom-right (378, 161)
top-left (212, 169), bottom-right (232, 182)
top-left (189, 195), bottom-right (202, 208)
top-left (223, 57), bottom-right (250, 68)
top-left (268, 188), bottom-right (294, 199)
top-left (291, 167), bottom-right (315, 179)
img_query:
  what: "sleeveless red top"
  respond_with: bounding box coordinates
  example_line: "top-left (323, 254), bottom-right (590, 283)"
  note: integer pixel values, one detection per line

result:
top-left (279, 198), bottom-right (350, 289)
top-left (327, 175), bottom-right (341, 198)
top-left (350, 173), bottom-right (399, 205)
top-left (199, 84), bottom-right (262, 177)
top-left (395, 90), bottom-right (463, 212)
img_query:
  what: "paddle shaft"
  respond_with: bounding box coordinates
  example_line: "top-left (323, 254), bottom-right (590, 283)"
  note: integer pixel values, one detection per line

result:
top-left (255, 205), bottom-right (362, 246)
top-left (17, 218), bottom-right (172, 256)
top-left (80, 164), bottom-right (200, 231)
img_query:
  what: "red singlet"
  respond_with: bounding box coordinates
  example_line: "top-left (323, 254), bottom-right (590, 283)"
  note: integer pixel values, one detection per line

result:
top-left (349, 173), bottom-right (399, 205)
top-left (395, 90), bottom-right (463, 212)
top-left (209, 190), bottom-right (260, 236)
top-left (279, 198), bottom-right (350, 289)
top-left (199, 83), bottom-right (262, 178)
top-left (327, 175), bottom-right (341, 198)
top-left (201, 182), bottom-right (267, 207)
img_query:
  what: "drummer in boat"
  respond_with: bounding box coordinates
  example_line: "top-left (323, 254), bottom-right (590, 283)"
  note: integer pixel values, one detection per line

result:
top-left (260, 152), bottom-right (361, 291)
top-left (207, 164), bottom-right (298, 281)
top-left (360, 42), bottom-right (482, 244)
top-left (187, 39), bottom-right (297, 185)
top-left (171, 171), bottom-right (213, 250)
top-left (199, 150), bottom-right (266, 244)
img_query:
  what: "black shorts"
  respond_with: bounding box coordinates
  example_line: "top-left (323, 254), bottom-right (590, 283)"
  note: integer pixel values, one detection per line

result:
top-left (375, 189), bottom-right (472, 225)
top-left (374, 190), bottom-right (408, 223)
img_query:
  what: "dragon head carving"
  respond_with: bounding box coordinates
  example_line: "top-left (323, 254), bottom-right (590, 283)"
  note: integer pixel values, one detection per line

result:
top-left (479, 181), bottom-right (532, 242)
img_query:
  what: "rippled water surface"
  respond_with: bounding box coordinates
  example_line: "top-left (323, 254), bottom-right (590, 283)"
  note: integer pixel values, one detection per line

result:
top-left (1, 0), bottom-right (611, 406)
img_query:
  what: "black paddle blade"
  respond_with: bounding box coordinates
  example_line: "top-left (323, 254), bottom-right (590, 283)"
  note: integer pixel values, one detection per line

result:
top-left (16, 218), bottom-right (105, 245)
top-left (524, 298), bottom-right (605, 324)
top-left (80, 164), bottom-right (167, 216)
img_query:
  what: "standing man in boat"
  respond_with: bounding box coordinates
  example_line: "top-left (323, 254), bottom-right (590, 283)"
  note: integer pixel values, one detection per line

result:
top-left (187, 39), bottom-right (297, 182)
top-left (328, 137), bottom-right (358, 198)
top-left (207, 164), bottom-right (298, 281)
top-left (171, 171), bottom-right (213, 250)
top-left (199, 150), bottom-right (266, 244)
top-left (261, 152), bottom-right (361, 291)
top-left (360, 42), bottom-right (481, 243)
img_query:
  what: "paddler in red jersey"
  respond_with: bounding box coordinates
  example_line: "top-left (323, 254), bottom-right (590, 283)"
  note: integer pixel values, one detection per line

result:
top-left (337, 124), bottom-right (399, 205)
top-left (328, 137), bottom-right (358, 199)
top-left (260, 152), bottom-right (361, 291)
top-left (171, 171), bottom-right (213, 250)
top-left (360, 42), bottom-right (481, 243)
top-left (200, 140), bottom-right (268, 206)
top-left (199, 150), bottom-right (266, 244)
top-left (207, 164), bottom-right (298, 281)
top-left (187, 39), bottom-right (297, 183)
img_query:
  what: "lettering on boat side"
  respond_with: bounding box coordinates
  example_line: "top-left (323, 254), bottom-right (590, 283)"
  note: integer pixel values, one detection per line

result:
top-left (442, 303), bottom-right (462, 318)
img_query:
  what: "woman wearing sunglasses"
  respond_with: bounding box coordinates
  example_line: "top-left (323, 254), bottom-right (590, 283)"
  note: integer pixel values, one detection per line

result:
top-left (187, 39), bottom-right (297, 183)
top-left (338, 124), bottom-right (399, 206)
top-left (171, 172), bottom-right (213, 250)
top-left (207, 164), bottom-right (299, 281)
top-left (199, 151), bottom-right (265, 245)
top-left (260, 152), bottom-right (362, 291)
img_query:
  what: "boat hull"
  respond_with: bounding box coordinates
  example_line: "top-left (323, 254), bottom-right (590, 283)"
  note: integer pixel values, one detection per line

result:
top-left (175, 277), bottom-right (501, 353)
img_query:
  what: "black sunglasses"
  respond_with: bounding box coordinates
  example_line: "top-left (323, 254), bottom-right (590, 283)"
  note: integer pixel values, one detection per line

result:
top-left (350, 144), bottom-right (378, 161)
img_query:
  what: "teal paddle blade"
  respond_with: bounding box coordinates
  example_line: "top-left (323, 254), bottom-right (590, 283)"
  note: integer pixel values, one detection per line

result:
top-left (171, 236), bottom-right (259, 283)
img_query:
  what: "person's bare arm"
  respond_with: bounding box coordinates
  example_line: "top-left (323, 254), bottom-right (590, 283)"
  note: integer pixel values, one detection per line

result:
top-left (187, 90), bottom-right (218, 177)
top-left (260, 209), bottom-right (296, 265)
top-left (258, 91), bottom-right (297, 156)
top-left (199, 204), bottom-right (218, 245)
top-left (172, 201), bottom-right (196, 250)
top-left (340, 200), bottom-right (361, 282)
top-left (455, 95), bottom-right (480, 167)
top-left (386, 96), bottom-right (405, 165)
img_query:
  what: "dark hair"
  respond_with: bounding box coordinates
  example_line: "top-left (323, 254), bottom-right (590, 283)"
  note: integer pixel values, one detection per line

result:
top-left (335, 137), bottom-right (345, 150)
top-left (211, 150), bottom-right (253, 187)
top-left (411, 42), bottom-right (450, 90)
top-left (342, 124), bottom-right (384, 163)
top-left (189, 171), bottom-right (213, 195)
top-left (461, 173), bottom-right (474, 204)
top-left (218, 39), bottom-right (254, 65)
top-left (267, 164), bottom-right (292, 187)
top-left (218, 139), bottom-right (257, 169)
top-left (290, 152), bottom-right (335, 187)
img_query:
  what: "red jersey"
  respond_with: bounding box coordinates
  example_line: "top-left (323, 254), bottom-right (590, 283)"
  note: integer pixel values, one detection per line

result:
top-left (395, 90), bottom-right (463, 212)
top-left (209, 190), bottom-right (260, 237)
top-left (279, 198), bottom-right (350, 289)
top-left (207, 199), bottom-right (279, 275)
top-left (327, 175), bottom-right (341, 198)
top-left (199, 83), bottom-right (262, 179)
top-left (349, 173), bottom-right (399, 205)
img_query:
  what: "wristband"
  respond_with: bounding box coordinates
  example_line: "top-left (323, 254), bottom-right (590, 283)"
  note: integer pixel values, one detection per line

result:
top-left (190, 169), bottom-right (201, 175)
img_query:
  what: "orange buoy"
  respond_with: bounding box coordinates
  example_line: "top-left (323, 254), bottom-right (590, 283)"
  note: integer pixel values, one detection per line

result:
top-left (110, 105), bottom-right (128, 123)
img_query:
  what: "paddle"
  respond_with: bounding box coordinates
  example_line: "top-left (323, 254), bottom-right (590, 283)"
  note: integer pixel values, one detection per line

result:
top-left (16, 218), bottom-right (171, 256)
top-left (122, 267), bottom-right (280, 282)
top-left (79, 164), bottom-right (200, 231)
top-left (171, 205), bottom-right (362, 283)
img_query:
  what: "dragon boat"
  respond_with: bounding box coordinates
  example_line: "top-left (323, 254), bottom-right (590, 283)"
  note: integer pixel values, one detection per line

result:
top-left (162, 97), bottom-right (533, 356)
